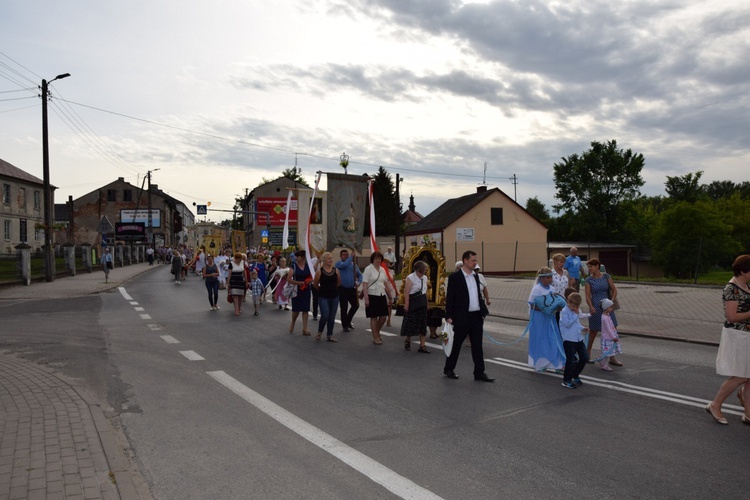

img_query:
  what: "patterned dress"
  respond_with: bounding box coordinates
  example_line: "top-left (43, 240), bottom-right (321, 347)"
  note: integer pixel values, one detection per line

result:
top-left (587, 273), bottom-right (617, 331)
top-left (716, 282), bottom-right (750, 377)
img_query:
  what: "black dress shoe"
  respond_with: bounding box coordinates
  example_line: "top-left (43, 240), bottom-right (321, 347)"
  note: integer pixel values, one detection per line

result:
top-left (444, 370), bottom-right (459, 379)
top-left (474, 373), bottom-right (495, 383)
top-left (342, 327), bottom-right (350, 332)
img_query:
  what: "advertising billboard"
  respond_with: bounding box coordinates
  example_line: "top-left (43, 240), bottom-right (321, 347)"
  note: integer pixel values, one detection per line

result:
top-left (255, 198), bottom-right (297, 226)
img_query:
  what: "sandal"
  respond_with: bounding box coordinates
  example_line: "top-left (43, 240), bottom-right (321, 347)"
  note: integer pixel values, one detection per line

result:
top-left (417, 346), bottom-right (431, 354)
top-left (609, 359), bottom-right (623, 367)
top-left (315, 332), bottom-right (322, 341)
top-left (404, 339), bottom-right (411, 350)
top-left (303, 331), bottom-right (312, 336)
top-left (373, 339), bottom-right (383, 345)
top-left (326, 337), bottom-right (338, 343)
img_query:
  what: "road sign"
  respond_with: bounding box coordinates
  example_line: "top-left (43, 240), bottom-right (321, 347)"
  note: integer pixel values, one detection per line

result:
top-left (196, 205), bottom-right (208, 215)
top-left (97, 216), bottom-right (114, 234)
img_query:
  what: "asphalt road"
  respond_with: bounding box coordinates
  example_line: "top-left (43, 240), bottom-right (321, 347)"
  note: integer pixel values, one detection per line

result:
top-left (2, 267), bottom-right (748, 499)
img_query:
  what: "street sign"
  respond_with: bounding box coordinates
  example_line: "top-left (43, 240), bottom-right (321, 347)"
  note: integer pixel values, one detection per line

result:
top-left (97, 216), bottom-right (114, 234)
top-left (196, 205), bottom-right (208, 215)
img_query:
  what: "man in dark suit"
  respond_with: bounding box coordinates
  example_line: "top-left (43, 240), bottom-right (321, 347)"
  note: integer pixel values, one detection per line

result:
top-left (443, 250), bottom-right (495, 382)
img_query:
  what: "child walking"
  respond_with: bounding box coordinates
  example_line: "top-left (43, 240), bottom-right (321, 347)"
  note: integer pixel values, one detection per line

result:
top-left (598, 298), bottom-right (622, 371)
top-left (249, 270), bottom-right (264, 316)
top-left (559, 292), bottom-right (590, 389)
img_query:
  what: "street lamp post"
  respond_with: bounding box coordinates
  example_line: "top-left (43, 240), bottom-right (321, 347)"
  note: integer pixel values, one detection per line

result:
top-left (41, 73), bottom-right (70, 282)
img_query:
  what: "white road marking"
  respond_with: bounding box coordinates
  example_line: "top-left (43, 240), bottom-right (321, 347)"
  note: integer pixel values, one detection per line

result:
top-left (139, 314), bottom-right (151, 320)
top-left (134, 307), bottom-right (145, 312)
top-left (368, 329), bottom-right (397, 337)
top-left (129, 301), bottom-right (139, 305)
top-left (147, 324), bottom-right (163, 331)
top-left (179, 350), bottom-right (205, 361)
top-left (208, 370), bottom-right (443, 500)
top-left (486, 357), bottom-right (746, 416)
top-left (118, 287), bottom-right (133, 301)
top-left (160, 335), bottom-right (180, 344)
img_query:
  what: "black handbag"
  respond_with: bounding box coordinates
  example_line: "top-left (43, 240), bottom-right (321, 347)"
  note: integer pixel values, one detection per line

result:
top-left (409, 280), bottom-right (428, 311)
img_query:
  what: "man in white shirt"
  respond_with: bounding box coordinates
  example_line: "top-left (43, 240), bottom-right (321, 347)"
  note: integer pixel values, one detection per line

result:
top-left (443, 251), bottom-right (494, 382)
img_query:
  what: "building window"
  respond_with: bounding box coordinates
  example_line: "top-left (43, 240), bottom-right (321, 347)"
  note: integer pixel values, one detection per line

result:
top-left (19, 188), bottom-right (26, 210)
top-left (123, 189), bottom-right (133, 202)
top-left (491, 207), bottom-right (504, 225)
top-left (34, 190), bottom-right (41, 209)
top-left (2, 184), bottom-right (9, 205)
top-left (3, 220), bottom-right (10, 241)
top-left (107, 189), bottom-right (117, 202)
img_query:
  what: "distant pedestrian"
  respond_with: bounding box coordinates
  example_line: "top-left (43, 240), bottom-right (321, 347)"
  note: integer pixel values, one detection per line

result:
top-left (272, 257), bottom-right (290, 310)
top-left (146, 245), bottom-right (154, 265)
top-left (170, 250), bottom-right (182, 284)
top-left (203, 255), bottom-right (220, 311)
top-left (584, 259), bottom-right (619, 361)
top-left (527, 267), bottom-right (566, 372)
top-left (363, 251), bottom-right (393, 345)
top-left (287, 250), bottom-right (313, 335)
top-left (706, 254), bottom-right (750, 425)
top-left (249, 270), bottom-right (264, 316)
top-left (564, 247), bottom-right (586, 291)
top-left (102, 248), bottom-right (113, 283)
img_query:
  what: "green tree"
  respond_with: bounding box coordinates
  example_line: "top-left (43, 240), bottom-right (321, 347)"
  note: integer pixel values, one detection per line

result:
top-left (261, 166), bottom-right (310, 187)
top-left (553, 140), bottom-right (645, 241)
top-left (366, 167), bottom-right (401, 236)
top-left (651, 200), bottom-right (741, 278)
top-left (525, 196), bottom-right (551, 226)
top-left (665, 171), bottom-right (704, 203)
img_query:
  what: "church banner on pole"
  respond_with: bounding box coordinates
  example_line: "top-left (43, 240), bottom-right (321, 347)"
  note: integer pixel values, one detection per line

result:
top-left (326, 173), bottom-right (367, 252)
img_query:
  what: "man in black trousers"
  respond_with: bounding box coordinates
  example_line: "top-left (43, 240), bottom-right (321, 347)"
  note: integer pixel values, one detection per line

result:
top-left (335, 248), bottom-right (363, 332)
top-left (443, 250), bottom-right (494, 382)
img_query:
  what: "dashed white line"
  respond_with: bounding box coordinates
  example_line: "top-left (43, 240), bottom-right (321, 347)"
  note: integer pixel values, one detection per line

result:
top-left (208, 370), bottom-right (443, 500)
top-left (118, 287), bottom-right (133, 301)
top-left (160, 335), bottom-right (180, 344)
top-left (139, 313), bottom-right (151, 320)
top-left (134, 307), bottom-right (145, 312)
top-left (180, 350), bottom-right (205, 361)
top-left (129, 301), bottom-right (139, 305)
top-left (147, 324), bottom-right (163, 331)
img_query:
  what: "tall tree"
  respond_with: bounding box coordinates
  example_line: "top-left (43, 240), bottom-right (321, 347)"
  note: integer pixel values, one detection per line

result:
top-left (553, 139), bottom-right (645, 241)
top-left (261, 166), bottom-right (310, 187)
top-left (665, 171), bottom-right (704, 203)
top-left (651, 200), bottom-right (741, 278)
top-left (525, 196), bottom-right (550, 226)
top-left (366, 167), bottom-right (401, 236)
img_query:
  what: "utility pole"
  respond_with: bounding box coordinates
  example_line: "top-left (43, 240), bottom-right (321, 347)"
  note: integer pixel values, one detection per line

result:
top-left (147, 169), bottom-right (160, 248)
top-left (41, 73), bottom-right (70, 282)
top-left (509, 174), bottom-right (518, 201)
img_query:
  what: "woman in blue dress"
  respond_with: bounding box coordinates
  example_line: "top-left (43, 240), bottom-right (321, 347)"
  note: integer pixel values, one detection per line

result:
top-left (527, 267), bottom-right (566, 371)
top-left (584, 258), bottom-right (620, 363)
top-left (286, 250), bottom-right (313, 336)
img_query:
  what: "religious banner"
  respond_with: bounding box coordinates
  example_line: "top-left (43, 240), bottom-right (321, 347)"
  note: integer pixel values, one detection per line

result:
top-left (231, 230), bottom-right (246, 254)
top-left (203, 234), bottom-right (223, 255)
top-left (326, 173), bottom-right (367, 252)
top-left (296, 188), bottom-right (326, 254)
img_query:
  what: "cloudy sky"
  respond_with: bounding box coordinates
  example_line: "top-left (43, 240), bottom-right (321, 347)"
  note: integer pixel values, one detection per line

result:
top-left (2, 0), bottom-right (748, 221)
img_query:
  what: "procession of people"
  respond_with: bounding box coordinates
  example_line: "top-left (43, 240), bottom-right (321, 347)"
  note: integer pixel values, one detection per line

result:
top-left (152, 241), bottom-right (750, 424)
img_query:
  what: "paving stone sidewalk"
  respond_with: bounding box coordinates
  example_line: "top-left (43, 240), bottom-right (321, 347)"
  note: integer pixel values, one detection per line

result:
top-left (0, 355), bottom-right (144, 500)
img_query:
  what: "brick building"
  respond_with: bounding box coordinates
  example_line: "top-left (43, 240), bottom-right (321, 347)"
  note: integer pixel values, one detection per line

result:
top-left (67, 177), bottom-right (188, 248)
top-left (1, 157), bottom-right (49, 254)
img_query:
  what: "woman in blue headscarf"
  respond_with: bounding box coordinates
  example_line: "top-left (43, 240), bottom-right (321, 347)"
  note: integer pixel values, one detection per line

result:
top-left (527, 267), bottom-right (567, 372)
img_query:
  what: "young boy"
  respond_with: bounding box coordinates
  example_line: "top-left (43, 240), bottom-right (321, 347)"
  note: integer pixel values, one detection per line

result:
top-left (559, 292), bottom-right (590, 389)
top-left (249, 270), bottom-right (264, 316)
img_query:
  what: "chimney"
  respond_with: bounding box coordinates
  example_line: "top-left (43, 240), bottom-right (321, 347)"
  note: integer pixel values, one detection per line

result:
top-left (477, 185), bottom-right (487, 193)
